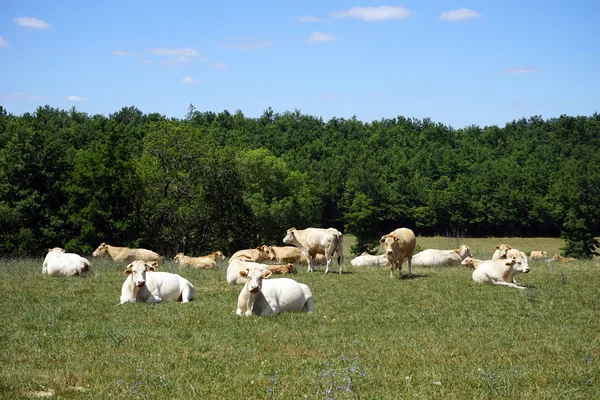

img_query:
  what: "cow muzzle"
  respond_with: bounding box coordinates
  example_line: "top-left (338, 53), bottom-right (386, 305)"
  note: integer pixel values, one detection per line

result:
top-left (137, 281), bottom-right (146, 287)
top-left (249, 285), bottom-right (260, 294)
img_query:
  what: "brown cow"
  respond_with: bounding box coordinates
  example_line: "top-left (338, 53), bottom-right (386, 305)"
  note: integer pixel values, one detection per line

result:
top-left (266, 263), bottom-right (295, 275)
top-left (551, 254), bottom-right (577, 262)
top-left (92, 243), bottom-right (160, 263)
top-left (529, 251), bottom-right (549, 260)
top-left (379, 228), bottom-right (416, 279)
top-left (204, 250), bottom-right (226, 263)
top-left (229, 245), bottom-right (272, 263)
top-left (173, 253), bottom-right (217, 269)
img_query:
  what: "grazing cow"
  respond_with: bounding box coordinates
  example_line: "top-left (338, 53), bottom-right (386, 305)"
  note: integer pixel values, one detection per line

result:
top-left (205, 250), bottom-right (226, 263)
top-left (350, 252), bottom-right (388, 267)
top-left (283, 227), bottom-right (344, 274)
top-left (461, 256), bottom-right (484, 269)
top-left (173, 253), bottom-right (217, 269)
top-left (92, 243), bottom-right (160, 263)
top-left (379, 228), bottom-right (416, 279)
top-left (227, 259), bottom-right (271, 285)
top-left (551, 254), bottom-right (577, 262)
top-left (236, 264), bottom-right (314, 316)
top-left (42, 248), bottom-right (91, 277)
top-left (472, 256), bottom-right (531, 289)
top-left (119, 260), bottom-right (194, 304)
top-left (530, 251), bottom-right (549, 260)
top-left (266, 263), bottom-right (295, 275)
top-left (411, 245), bottom-right (471, 267)
top-left (229, 245), bottom-right (273, 263)
top-left (492, 244), bottom-right (512, 260)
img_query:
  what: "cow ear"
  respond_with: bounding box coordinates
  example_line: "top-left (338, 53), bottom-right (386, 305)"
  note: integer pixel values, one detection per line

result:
top-left (394, 237), bottom-right (399, 242)
top-left (124, 268), bottom-right (133, 275)
top-left (495, 245), bottom-right (500, 249)
top-left (146, 263), bottom-right (155, 272)
top-left (379, 237), bottom-right (385, 243)
top-left (240, 269), bottom-right (248, 278)
top-left (263, 270), bottom-right (273, 279)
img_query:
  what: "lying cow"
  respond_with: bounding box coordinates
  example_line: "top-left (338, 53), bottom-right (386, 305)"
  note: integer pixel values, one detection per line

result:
top-left (229, 245), bottom-right (272, 263)
top-left (204, 250), bottom-right (226, 263)
top-left (93, 242), bottom-right (160, 263)
top-left (472, 256), bottom-right (531, 289)
top-left (492, 244), bottom-right (512, 260)
top-left (227, 259), bottom-right (270, 285)
top-left (529, 250), bottom-right (549, 260)
top-left (411, 245), bottom-right (471, 267)
top-left (461, 256), bottom-right (484, 269)
top-left (350, 252), bottom-right (388, 267)
top-left (551, 254), bottom-right (577, 262)
top-left (283, 227), bottom-right (344, 274)
top-left (173, 253), bottom-right (216, 269)
top-left (236, 264), bottom-right (314, 316)
top-left (42, 247), bottom-right (91, 277)
top-left (266, 263), bottom-right (295, 275)
top-left (119, 260), bottom-right (194, 304)
top-left (268, 245), bottom-right (326, 265)
top-left (379, 228), bottom-right (416, 279)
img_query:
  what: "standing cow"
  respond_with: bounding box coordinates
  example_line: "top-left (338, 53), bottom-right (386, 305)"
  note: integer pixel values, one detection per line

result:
top-left (379, 228), bottom-right (416, 279)
top-left (283, 227), bottom-right (344, 274)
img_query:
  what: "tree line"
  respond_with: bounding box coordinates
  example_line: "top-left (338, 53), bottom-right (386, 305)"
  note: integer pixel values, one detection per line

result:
top-left (1, 105), bottom-right (599, 258)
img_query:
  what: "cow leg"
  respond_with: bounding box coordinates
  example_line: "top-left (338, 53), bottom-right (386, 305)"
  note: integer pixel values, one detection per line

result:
top-left (388, 261), bottom-right (394, 279)
top-left (492, 279), bottom-right (527, 289)
top-left (397, 260), bottom-right (403, 279)
top-left (337, 252), bottom-right (343, 274)
top-left (324, 255), bottom-right (331, 274)
top-left (180, 285), bottom-right (194, 303)
top-left (406, 256), bottom-right (412, 278)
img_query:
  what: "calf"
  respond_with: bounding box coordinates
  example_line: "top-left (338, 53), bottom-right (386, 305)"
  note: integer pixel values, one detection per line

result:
top-left (42, 248), bottom-right (91, 277)
top-left (266, 263), bottom-right (295, 275)
top-left (551, 254), bottom-right (577, 262)
top-left (236, 265), bottom-right (314, 316)
top-left (472, 256), bottom-right (531, 289)
top-left (461, 256), bottom-right (484, 269)
top-left (119, 260), bottom-right (194, 304)
top-left (173, 253), bottom-right (216, 269)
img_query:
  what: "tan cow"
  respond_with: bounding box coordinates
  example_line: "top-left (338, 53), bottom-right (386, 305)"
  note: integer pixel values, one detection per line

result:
top-left (204, 250), bottom-right (226, 263)
top-left (379, 228), bottom-right (416, 279)
top-left (283, 227), bottom-right (344, 274)
top-left (229, 245), bottom-right (273, 263)
top-left (529, 251), bottom-right (549, 260)
top-left (173, 253), bottom-right (217, 269)
top-left (92, 243), bottom-right (160, 263)
top-left (551, 254), bottom-right (577, 262)
top-left (266, 263), bottom-right (295, 275)
top-left (492, 244), bottom-right (512, 260)
top-left (461, 256), bottom-right (484, 269)
top-left (267, 245), bottom-right (326, 265)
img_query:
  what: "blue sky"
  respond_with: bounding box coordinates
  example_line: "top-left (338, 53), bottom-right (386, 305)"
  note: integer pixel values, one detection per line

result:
top-left (1, 0), bottom-right (599, 128)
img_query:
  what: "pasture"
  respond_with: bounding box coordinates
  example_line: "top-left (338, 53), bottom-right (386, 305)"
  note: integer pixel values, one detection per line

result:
top-left (1, 236), bottom-right (599, 399)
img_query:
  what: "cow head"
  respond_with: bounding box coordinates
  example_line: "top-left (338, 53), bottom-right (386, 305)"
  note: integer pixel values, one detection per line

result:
top-left (92, 243), bottom-right (108, 257)
top-left (541, 251), bottom-right (549, 258)
top-left (495, 244), bottom-right (511, 259)
top-left (457, 245), bottom-right (471, 259)
top-left (461, 257), bottom-right (476, 269)
top-left (48, 247), bottom-right (65, 253)
top-left (507, 256), bottom-right (530, 274)
top-left (379, 235), bottom-right (398, 255)
top-left (213, 251), bottom-right (226, 262)
top-left (283, 228), bottom-right (297, 245)
top-left (124, 260), bottom-right (155, 287)
top-left (256, 245), bottom-right (274, 261)
top-left (173, 253), bottom-right (184, 263)
top-left (239, 266), bottom-right (272, 294)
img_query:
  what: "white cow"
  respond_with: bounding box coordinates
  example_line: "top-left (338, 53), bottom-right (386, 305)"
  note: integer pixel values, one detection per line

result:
top-left (283, 227), bottom-right (344, 274)
top-left (227, 259), bottom-right (271, 285)
top-left (472, 256), bottom-right (531, 289)
top-left (119, 260), bottom-right (194, 304)
top-left (411, 245), bottom-right (471, 267)
top-left (42, 248), bottom-right (91, 277)
top-left (350, 252), bottom-right (388, 267)
top-left (236, 264), bottom-right (314, 316)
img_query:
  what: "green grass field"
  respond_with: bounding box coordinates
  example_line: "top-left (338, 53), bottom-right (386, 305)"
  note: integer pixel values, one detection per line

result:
top-left (1, 237), bottom-right (599, 399)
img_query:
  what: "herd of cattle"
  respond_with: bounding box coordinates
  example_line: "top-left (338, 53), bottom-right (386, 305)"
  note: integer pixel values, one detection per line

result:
top-left (41, 227), bottom-right (577, 315)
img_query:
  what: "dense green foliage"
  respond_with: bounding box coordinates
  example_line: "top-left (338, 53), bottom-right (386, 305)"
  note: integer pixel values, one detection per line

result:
top-left (1, 105), bottom-right (599, 257)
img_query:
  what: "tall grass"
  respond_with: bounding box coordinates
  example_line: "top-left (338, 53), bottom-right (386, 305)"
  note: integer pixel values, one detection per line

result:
top-left (1, 237), bottom-right (598, 399)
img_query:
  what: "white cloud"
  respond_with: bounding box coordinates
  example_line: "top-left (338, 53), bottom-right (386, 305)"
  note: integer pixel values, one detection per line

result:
top-left (3, 92), bottom-right (41, 100)
top-left (0, 37), bottom-right (9, 48)
top-left (219, 37), bottom-right (276, 50)
top-left (505, 67), bottom-right (541, 74)
top-left (213, 62), bottom-right (228, 69)
top-left (331, 6), bottom-right (412, 22)
top-left (150, 48), bottom-right (200, 57)
top-left (181, 76), bottom-right (196, 84)
top-left (306, 31), bottom-right (337, 43)
top-left (112, 50), bottom-right (136, 56)
top-left (439, 8), bottom-right (481, 21)
top-left (297, 15), bottom-right (330, 23)
top-left (67, 96), bottom-right (86, 101)
top-left (14, 16), bottom-right (52, 29)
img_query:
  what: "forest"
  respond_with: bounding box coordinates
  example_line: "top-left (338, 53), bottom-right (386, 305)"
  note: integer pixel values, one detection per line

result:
top-left (0, 105), bottom-right (599, 258)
